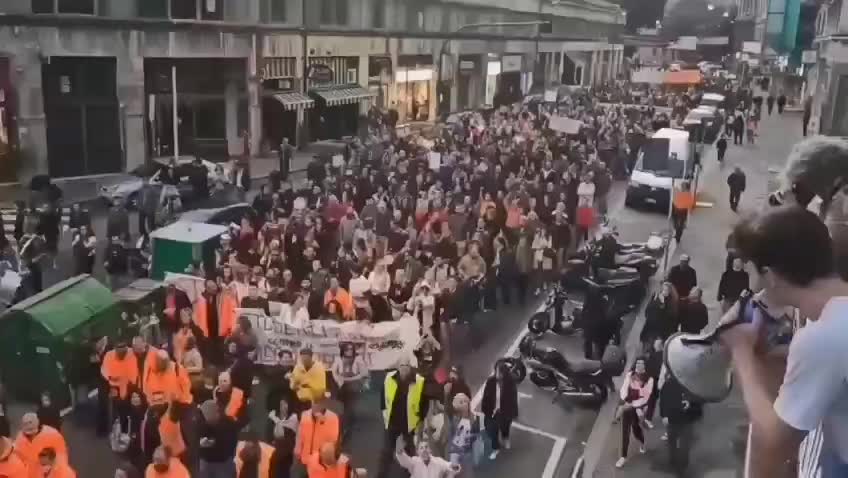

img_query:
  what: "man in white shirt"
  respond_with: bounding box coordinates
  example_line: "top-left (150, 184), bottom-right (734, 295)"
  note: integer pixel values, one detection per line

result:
top-left (349, 267), bottom-right (372, 318)
top-left (395, 438), bottom-right (460, 478)
top-left (719, 207), bottom-right (848, 477)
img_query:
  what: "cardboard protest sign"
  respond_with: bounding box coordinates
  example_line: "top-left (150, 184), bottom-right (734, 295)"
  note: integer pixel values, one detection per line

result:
top-left (548, 116), bottom-right (583, 134)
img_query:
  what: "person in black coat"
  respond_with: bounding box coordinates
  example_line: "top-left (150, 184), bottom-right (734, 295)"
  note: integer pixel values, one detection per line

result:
top-left (717, 257), bottom-right (750, 313)
top-left (727, 167), bottom-right (747, 212)
top-left (481, 362), bottom-right (518, 458)
top-left (640, 282), bottom-right (678, 351)
top-left (36, 391), bottom-right (62, 431)
top-left (659, 370), bottom-right (702, 475)
top-left (666, 255), bottom-right (697, 298)
top-left (269, 420), bottom-right (296, 478)
top-left (679, 288), bottom-right (709, 334)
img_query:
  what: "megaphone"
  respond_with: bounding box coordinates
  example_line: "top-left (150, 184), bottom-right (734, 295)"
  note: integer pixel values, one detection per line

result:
top-left (664, 293), bottom-right (789, 403)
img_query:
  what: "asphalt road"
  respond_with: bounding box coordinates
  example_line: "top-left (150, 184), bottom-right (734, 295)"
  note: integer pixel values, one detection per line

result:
top-left (591, 111), bottom-right (805, 478)
top-left (9, 158), bottom-right (684, 477)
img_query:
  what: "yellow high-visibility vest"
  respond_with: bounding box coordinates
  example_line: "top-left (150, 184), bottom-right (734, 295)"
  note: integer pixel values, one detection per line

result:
top-left (383, 372), bottom-right (425, 432)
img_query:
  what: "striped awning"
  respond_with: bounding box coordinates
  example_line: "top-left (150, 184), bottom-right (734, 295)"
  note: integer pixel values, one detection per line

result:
top-left (310, 86), bottom-right (376, 106)
top-left (271, 92), bottom-right (314, 111)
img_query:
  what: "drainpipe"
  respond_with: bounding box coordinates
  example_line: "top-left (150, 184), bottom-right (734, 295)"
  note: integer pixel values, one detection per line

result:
top-left (300, 0), bottom-right (308, 148)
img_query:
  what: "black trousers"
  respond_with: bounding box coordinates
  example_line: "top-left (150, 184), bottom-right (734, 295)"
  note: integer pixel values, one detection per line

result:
top-left (672, 208), bottom-right (688, 242)
top-left (496, 272), bottom-right (512, 307)
top-left (485, 413), bottom-right (513, 450)
top-left (803, 115), bottom-right (811, 137)
top-left (621, 407), bottom-right (645, 457)
top-left (667, 420), bottom-right (694, 473)
top-left (733, 129), bottom-right (743, 145)
top-left (377, 427), bottom-right (415, 478)
top-left (729, 190), bottom-right (742, 211)
top-left (516, 273), bottom-right (529, 306)
top-left (717, 148), bottom-right (726, 162)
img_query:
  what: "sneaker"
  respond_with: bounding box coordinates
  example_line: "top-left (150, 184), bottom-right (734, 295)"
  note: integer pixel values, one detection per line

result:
top-left (489, 450), bottom-right (499, 460)
top-left (615, 457), bottom-right (627, 468)
top-left (660, 433), bottom-right (668, 441)
top-left (639, 445), bottom-right (646, 454)
top-left (503, 438), bottom-right (511, 450)
top-left (644, 420), bottom-right (654, 429)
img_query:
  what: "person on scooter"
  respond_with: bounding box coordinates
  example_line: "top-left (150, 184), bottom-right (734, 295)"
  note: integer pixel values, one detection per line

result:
top-left (595, 229), bottom-right (645, 273)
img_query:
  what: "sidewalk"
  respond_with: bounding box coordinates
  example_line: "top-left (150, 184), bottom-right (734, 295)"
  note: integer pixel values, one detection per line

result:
top-left (589, 111), bottom-right (804, 478)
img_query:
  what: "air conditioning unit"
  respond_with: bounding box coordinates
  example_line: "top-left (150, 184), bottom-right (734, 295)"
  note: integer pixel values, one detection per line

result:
top-left (346, 68), bottom-right (357, 84)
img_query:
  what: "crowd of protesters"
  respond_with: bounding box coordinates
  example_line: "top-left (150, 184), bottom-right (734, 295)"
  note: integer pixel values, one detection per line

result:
top-left (0, 82), bottom-right (717, 478)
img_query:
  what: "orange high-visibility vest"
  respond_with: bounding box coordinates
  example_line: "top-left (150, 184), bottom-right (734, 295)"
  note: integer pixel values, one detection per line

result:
top-left (144, 459), bottom-right (190, 478)
top-left (673, 190), bottom-right (695, 212)
top-left (234, 441), bottom-right (274, 478)
top-left (143, 364), bottom-right (181, 407)
top-left (194, 293), bottom-right (236, 338)
top-left (135, 347), bottom-right (161, 391)
top-left (158, 413), bottom-right (186, 458)
top-left (101, 350), bottom-right (139, 400)
top-left (305, 453), bottom-right (349, 478)
top-left (173, 363), bottom-right (193, 405)
top-left (295, 410), bottom-right (340, 464)
top-left (14, 426), bottom-right (67, 478)
top-left (171, 328), bottom-right (195, 365)
top-left (0, 437), bottom-right (28, 478)
top-left (215, 386), bottom-right (245, 420)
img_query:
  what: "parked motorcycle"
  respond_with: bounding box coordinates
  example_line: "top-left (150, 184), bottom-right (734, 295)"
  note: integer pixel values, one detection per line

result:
top-left (527, 283), bottom-right (582, 336)
top-left (499, 335), bottom-right (612, 407)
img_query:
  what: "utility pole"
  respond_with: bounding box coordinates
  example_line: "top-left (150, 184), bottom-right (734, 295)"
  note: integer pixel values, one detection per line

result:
top-left (171, 64), bottom-right (179, 161)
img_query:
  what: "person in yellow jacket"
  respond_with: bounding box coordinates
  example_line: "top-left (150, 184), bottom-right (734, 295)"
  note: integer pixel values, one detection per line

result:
top-left (290, 348), bottom-right (327, 411)
top-left (234, 438), bottom-right (275, 478)
top-left (377, 357), bottom-right (427, 478)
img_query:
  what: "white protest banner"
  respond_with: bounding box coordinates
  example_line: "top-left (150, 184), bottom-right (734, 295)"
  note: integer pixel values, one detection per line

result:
top-left (163, 272), bottom-right (205, 303)
top-left (332, 154), bottom-right (345, 169)
top-left (544, 89), bottom-right (557, 103)
top-left (548, 115), bottom-right (583, 134)
top-left (428, 152), bottom-right (441, 171)
top-left (242, 309), bottom-right (421, 370)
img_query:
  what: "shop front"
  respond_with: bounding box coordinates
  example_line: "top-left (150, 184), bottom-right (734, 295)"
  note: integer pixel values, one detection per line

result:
top-left (261, 57), bottom-right (313, 149)
top-left (368, 56), bottom-right (393, 111)
top-left (497, 55), bottom-right (524, 107)
top-left (144, 58), bottom-right (247, 162)
top-left (306, 58), bottom-right (374, 141)
top-left (395, 55), bottom-right (436, 122)
top-left (456, 56), bottom-right (483, 111)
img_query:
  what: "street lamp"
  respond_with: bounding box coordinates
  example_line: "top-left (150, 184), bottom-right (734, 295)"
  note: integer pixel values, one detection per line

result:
top-left (436, 20), bottom-right (551, 116)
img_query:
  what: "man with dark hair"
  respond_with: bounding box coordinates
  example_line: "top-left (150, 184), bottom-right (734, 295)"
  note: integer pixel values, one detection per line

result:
top-left (720, 206), bottom-right (848, 477)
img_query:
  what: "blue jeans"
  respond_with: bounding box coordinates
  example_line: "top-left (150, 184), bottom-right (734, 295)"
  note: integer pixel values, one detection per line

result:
top-left (199, 460), bottom-right (236, 478)
top-left (820, 448), bottom-right (848, 478)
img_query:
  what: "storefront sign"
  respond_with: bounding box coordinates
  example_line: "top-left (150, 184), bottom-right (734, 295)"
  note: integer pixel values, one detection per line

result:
top-left (395, 68), bottom-right (433, 83)
top-left (243, 308), bottom-right (421, 370)
top-left (307, 64), bottom-right (335, 84)
top-left (460, 61), bottom-right (476, 70)
top-left (501, 55), bottom-right (522, 73)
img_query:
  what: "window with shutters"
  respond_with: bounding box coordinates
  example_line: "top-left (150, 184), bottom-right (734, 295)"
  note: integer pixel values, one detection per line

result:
top-left (373, 0), bottom-right (386, 28)
top-left (265, 0), bottom-right (288, 23)
top-left (319, 0), bottom-right (349, 25)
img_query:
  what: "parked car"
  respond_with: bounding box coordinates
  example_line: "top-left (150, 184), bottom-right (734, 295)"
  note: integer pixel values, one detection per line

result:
top-left (176, 203), bottom-right (252, 226)
top-left (98, 156), bottom-right (231, 208)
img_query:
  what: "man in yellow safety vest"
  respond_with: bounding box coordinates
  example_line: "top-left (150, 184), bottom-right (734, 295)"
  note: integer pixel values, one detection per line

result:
top-left (376, 356), bottom-right (427, 478)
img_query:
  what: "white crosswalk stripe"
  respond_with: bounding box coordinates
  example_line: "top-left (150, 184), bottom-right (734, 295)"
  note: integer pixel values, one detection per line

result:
top-left (0, 208), bottom-right (71, 235)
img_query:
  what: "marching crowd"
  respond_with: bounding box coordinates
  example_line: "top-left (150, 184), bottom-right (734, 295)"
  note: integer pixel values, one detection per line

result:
top-left (0, 84), bottom-right (712, 478)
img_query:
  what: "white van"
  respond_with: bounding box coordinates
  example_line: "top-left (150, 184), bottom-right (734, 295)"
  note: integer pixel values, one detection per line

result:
top-left (626, 128), bottom-right (691, 208)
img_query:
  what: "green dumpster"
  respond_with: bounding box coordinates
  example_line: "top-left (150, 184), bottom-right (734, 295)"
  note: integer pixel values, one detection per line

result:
top-left (150, 221), bottom-right (227, 280)
top-left (0, 275), bottom-right (125, 409)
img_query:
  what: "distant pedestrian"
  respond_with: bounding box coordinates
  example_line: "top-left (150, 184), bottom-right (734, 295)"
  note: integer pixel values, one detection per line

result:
top-left (666, 254), bottom-right (697, 298)
top-left (717, 257), bottom-right (749, 313)
top-left (746, 116), bottom-right (757, 145)
top-left (615, 358), bottom-right (653, 469)
top-left (481, 362), bottom-right (518, 460)
top-left (716, 133), bottom-right (728, 163)
top-left (732, 110), bottom-right (745, 145)
top-left (659, 367), bottom-right (701, 476)
top-left (767, 94), bottom-right (775, 115)
top-left (777, 93), bottom-right (787, 114)
top-left (679, 287), bottom-right (709, 334)
top-left (727, 167), bottom-right (746, 212)
top-left (803, 96), bottom-right (812, 137)
top-left (279, 138), bottom-right (293, 182)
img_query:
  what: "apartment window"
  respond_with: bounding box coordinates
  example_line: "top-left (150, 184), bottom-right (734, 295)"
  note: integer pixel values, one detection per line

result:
top-left (320, 0), bottom-right (348, 25)
top-left (138, 0), bottom-right (223, 20)
top-left (408, 6), bottom-right (424, 31)
top-left (171, 0), bottom-right (195, 18)
top-left (266, 0), bottom-right (287, 22)
top-left (33, 0), bottom-right (95, 14)
top-left (373, 0), bottom-right (386, 28)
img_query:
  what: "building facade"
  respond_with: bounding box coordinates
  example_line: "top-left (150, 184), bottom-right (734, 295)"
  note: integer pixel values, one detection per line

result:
top-left (0, 0), bottom-right (624, 182)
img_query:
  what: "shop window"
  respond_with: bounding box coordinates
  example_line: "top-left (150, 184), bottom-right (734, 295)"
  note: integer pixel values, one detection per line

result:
top-left (194, 100), bottom-right (226, 139)
top-left (33, 0), bottom-right (96, 14)
top-left (171, 0), bottom-right (196, 19)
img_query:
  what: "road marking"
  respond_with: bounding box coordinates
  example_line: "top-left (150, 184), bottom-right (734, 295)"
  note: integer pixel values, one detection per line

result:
top-left (469, 299), bottom-right (569, 478)
top-left (696, 201), bottom-right (715, 208)
top-left (518, 391), bottom-right (533, 400)
top-left (571, 456), bottom-right (585, 478)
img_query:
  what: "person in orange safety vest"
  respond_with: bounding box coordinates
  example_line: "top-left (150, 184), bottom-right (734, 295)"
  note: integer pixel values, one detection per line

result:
top-left (323, 277), bottom-right (355, 320)
top-left (194, 280), bottom-right (237, 340)
top-left (131, 336), bottom-right (161, 392)
top-left (143, 350), bottom-right (192, 407)
top-left (38, 447), bottom-right (76, 478)
top-left (101, 341), bottom-right (139, 401)
top-left (295, 400), bottom-right (340, 465)
top-left (234, 438), bottom-right (275, 478)
top-left (14, 413), bottom-right (67, 478)
top-left (145, 446), bottom-right (190, 478)
top-left (214, 371), bottom-right (245, 421)
top-left (0, 435), bottom-right (27, 478)
top-left (305, 442), bottom-right (350, 478)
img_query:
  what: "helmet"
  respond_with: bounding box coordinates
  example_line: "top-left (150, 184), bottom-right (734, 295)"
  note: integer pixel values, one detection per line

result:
top-left (527, 312), bottom-right (550, 335)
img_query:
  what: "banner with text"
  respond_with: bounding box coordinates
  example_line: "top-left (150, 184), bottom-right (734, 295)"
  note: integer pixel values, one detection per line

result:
top-left (240, 309), bottom-right (421, 370)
